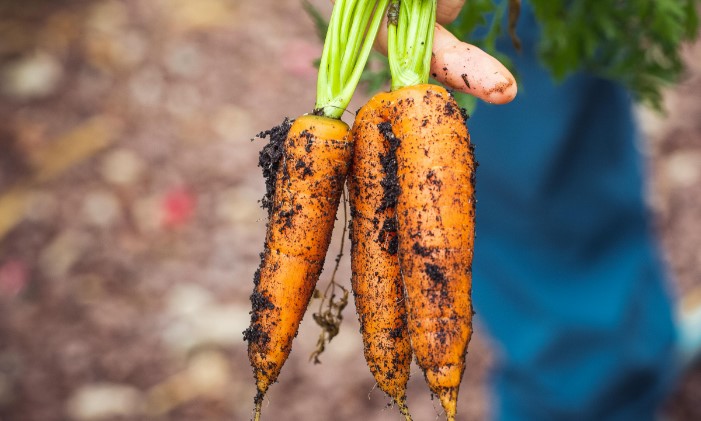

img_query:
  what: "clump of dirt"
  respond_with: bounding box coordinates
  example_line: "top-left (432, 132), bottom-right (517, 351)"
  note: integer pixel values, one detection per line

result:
top-left (257, 118), bottom-right (293, 215)
top-left (424, 263), bottom-right (447, 286)
top-left (377, 121), bottom-right (400, 212)
top-left (412, 242), bottom-right (432, 257)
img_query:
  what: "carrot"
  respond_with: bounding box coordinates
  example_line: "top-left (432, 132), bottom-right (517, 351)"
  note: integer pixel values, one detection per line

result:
top-left (348, 98), bottom-right (412, 419)
top-left (244, 1), bottom-right (389, 419)
top-left (391, 84), bottom-right (475, 421)
top-left (245, 114), bottom-right (351, 414)
top-left (386, 2), bottom-right (475, 418)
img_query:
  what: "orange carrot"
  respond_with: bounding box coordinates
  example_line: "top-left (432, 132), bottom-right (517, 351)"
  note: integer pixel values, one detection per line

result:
top-left (245, 115), bottom-right (351, 418)
top-left (348, 99), bottom-right (412, 419)
top-left (391, 84), bottom-right (475, 420)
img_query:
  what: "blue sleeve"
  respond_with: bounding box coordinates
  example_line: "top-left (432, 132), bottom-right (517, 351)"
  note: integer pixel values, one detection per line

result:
top-left (466, 3), bottom-right (678, 419)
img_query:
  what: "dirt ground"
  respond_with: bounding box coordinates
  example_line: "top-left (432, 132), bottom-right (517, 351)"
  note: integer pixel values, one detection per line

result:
top-left (0, 1), bottom-right (699, 420)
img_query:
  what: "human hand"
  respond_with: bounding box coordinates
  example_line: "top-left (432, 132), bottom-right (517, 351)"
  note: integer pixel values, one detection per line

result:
top-left (376, 0), bottom-right (517, 104)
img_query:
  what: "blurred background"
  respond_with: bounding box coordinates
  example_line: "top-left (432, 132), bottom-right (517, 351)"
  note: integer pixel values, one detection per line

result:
top-left (0, 0), bottom-right (699, 420)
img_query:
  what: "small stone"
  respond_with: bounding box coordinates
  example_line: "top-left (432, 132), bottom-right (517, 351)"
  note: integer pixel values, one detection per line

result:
top-left (192, 304), bottom-right (250, 348)
top-left (100, 149), bottom-right (144, 186)
top-left (24, 190), bottom-right (58, 222)
top-left (215, 187), bottom-right (262, 225)
top-left (39, 231), bottom-right (90, 278)
top-left (65, 383), bottom-right (143, 420)
top-left (82, 190), bottom-right (121, 227)
top-left (185, 349), bottom-right (231, 396)
top-left (85, 0), bottom-right (128, 34)
top-left (666, 151), bottom-right (701, 189)
top-left (166, 283), bottom-right (213, 316)
top-left (211, 105), bottom-right (253, 141)
top-left (167, 0), bottom-right (237, 31)
top-left (132, 195), bottom-right (161, 233)
top-left (165, 84), bottom-right (201, 117)
top-left (164, 42), bottom-right (202, 78)
top-left (128, 67), bottom-right (164, 107)
top-left (1, 52), bottom-right (63, 100)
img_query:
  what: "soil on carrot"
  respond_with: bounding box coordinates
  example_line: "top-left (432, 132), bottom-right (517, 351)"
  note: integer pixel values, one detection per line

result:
top-left (258, 118), bottom-right (293, 215)
top-left (377, 121), bottom-right (401, 212)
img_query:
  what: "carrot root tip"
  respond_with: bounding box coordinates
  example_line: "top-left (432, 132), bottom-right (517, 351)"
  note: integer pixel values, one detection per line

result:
top-left (253, 398), bottom-right (262, 421)
top-left (396, 396), bottom-right (413, 421)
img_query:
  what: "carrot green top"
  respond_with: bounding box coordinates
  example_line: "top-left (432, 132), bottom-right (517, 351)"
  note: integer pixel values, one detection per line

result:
top-left (387, 0), bottom-right (436, 91)
top-left (315, 0), bottom-right (390, 119)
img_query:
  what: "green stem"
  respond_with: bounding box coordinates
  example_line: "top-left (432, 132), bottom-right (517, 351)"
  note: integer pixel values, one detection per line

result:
top-left (315, 0), bottom-right (390, 119)
top-left (388, 0), bottom-right (437, 90)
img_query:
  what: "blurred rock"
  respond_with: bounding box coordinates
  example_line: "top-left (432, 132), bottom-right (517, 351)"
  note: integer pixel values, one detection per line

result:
top-left (665, 151), bottom-right (701, 189)
top-left (39, 231), bottom-right (90, 278)
top-left (166, 283), bottom-right (213, 316)
top-left (164, 42), bottom-right (202, 78)
top-left (39, 11), bottom-right (83, 54)
top-left (82, 190), bottom-right (121, 228)
top-left (167, 0), bottom-right (240, 31)
top-left (215, 187), bottom-right (262, 225)
top-left (85, 1), bottom-right (128, 34)
top-left (165, 84), bottom-right (202, 117)
top-left (1, 52), bottom-right (63, 100)
top-left (65, 383), bottom-right (143, 420)
top-left (185, 349), bottom-right (231, 396)
top-left (24, 190), bottom-right (58, 222)
top-left (635, 105), bottom-right (668, 144)
top-left (211, 105), bottom-right (254, 142)
top-left (145, 348), bottom-right (231, 415)
top-left (132, 195), bottom-right (162, 233)
top-left (100, 148), bottom-right (144, 187)
top-left (85, 29), bottom-right (148, 71)
top-left (128, 67), bottom-right (164, 107)
top-left (162, 284), bottom-right (250, 352)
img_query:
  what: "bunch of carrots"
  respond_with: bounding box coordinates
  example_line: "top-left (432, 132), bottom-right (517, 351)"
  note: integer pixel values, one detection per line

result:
top-left (244, 1), bottom-right (494, 420)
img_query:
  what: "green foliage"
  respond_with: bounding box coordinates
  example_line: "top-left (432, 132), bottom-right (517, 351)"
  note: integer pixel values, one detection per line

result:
top-left (529, 0), bottom-right (700, 109)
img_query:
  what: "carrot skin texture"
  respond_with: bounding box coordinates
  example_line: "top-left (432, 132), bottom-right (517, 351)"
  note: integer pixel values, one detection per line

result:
top-left (348, 99), bottom-right (412, 411)
top-left (391, 84), bottom-right (475, 420)
top-left (245, 115), bottom-right (351, 400)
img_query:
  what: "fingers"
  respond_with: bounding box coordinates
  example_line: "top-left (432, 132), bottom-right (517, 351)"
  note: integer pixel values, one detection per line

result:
top-left (431, 25), bottom-right (517, 104)
top-left (375, 23), bottom-right (517, 104)
top-left (436, 0), bottom-right (466, 24)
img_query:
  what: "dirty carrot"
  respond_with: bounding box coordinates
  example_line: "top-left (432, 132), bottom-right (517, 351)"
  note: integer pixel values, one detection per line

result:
top-left (243, 1), bottom-right (388, 420)
top-left (348, 100), bottom-right (412, 419)
top-left (388, 2), bottom-right (474, 419)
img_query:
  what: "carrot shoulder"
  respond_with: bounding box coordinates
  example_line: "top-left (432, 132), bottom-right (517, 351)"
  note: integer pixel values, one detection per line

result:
top-left (348, 95), bottom-right (412, 417)
top-left (245, 115), bottom-right (351, 404)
